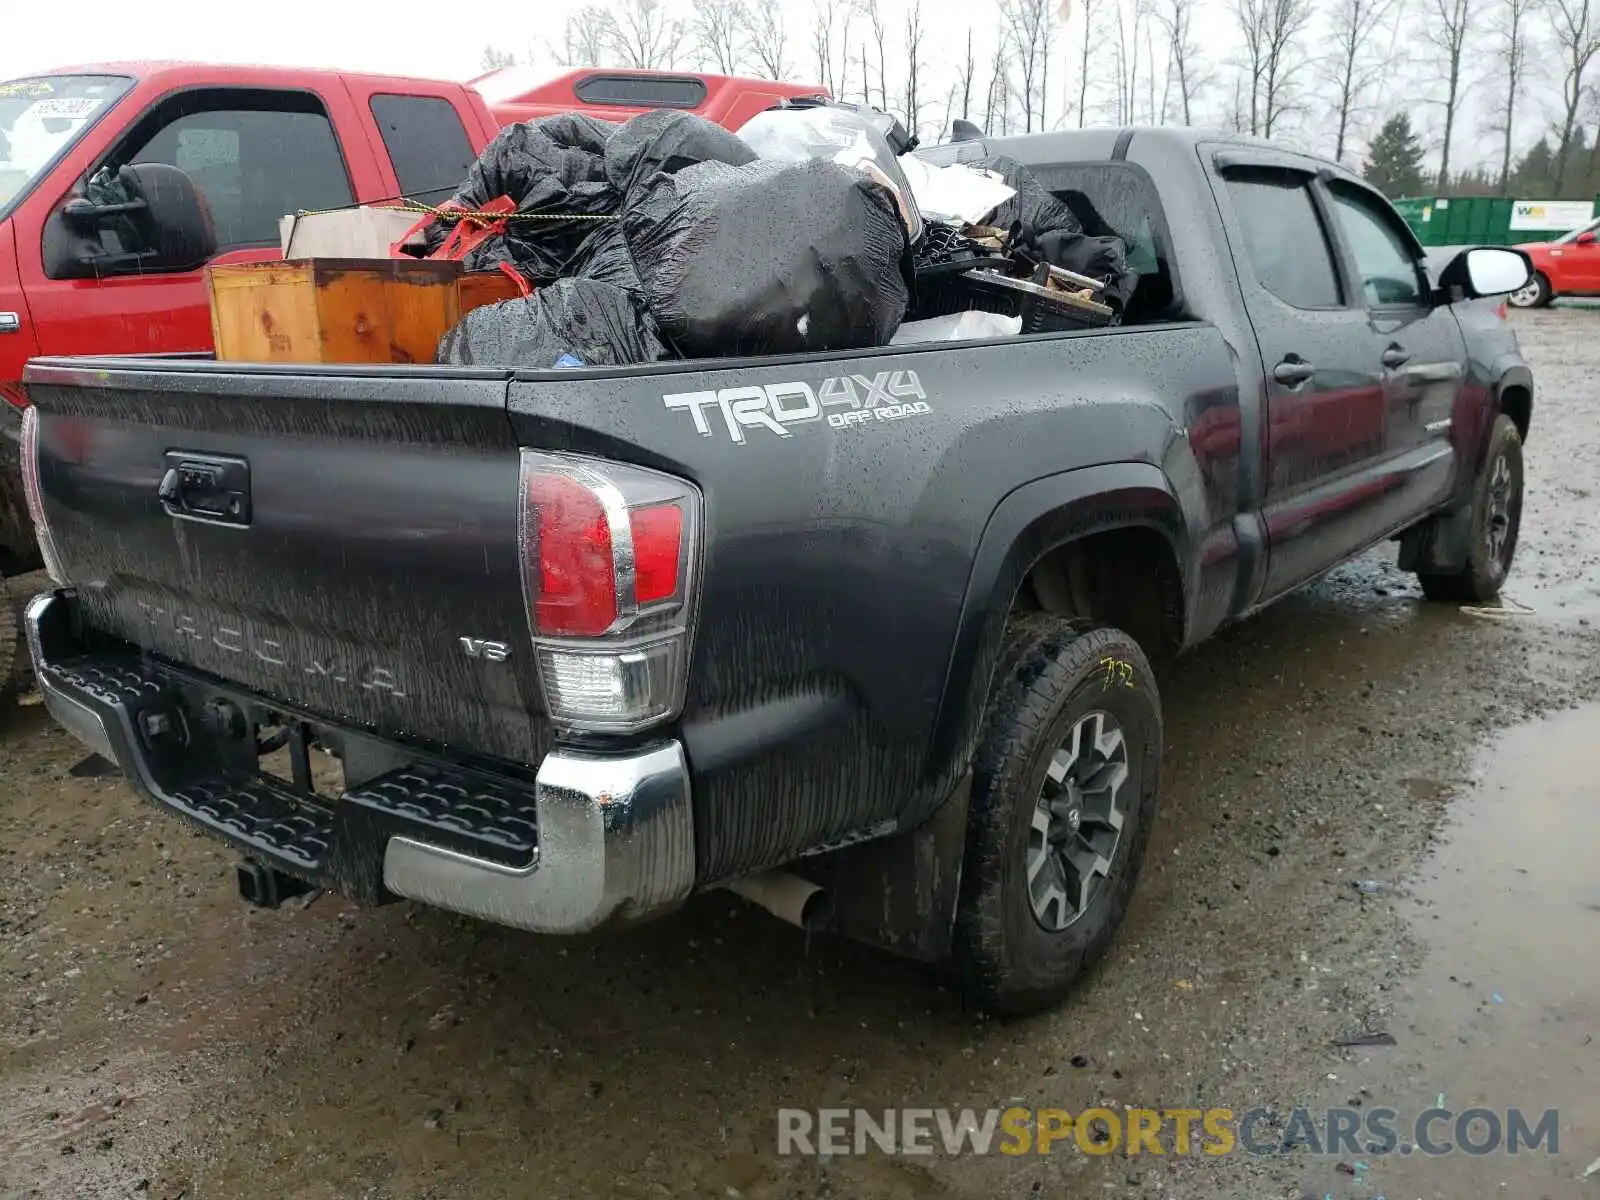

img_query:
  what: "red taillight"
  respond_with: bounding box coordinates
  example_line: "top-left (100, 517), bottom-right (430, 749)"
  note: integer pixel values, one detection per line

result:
top-left (518, 451), bottom-right (702, 733)
top-left (631, 502), bottom-right (683, 606)
top-left (529, 472), bottom-right (619, 637)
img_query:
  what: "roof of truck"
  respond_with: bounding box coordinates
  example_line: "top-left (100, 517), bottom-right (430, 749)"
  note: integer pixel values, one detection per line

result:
top-left (14, 62), bottom-right (480, 89)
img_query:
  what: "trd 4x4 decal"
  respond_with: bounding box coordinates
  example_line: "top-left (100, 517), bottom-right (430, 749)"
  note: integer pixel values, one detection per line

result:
top-left (663, 370), bottom-right (931, 444)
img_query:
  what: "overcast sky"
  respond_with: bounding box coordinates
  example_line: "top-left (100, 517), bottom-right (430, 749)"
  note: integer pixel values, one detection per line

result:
top-left (1, 0), bottom-right (1551, 174)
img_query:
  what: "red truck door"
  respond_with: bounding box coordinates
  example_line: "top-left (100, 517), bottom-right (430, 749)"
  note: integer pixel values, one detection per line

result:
top-left (343, 79), bottom-right (488, 207)
top-left (16, 76), bottom-right (390, 360)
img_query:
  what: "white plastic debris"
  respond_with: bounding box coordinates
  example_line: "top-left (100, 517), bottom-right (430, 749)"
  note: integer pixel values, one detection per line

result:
top-left (890, 310), bottom-right (1022, 345)
top-left (898, 156), bottom-right (1017, 225)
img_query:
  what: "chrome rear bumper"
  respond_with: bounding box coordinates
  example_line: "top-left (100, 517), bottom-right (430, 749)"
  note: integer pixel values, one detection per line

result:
top-left (26, 590), bottom-right (696, 934)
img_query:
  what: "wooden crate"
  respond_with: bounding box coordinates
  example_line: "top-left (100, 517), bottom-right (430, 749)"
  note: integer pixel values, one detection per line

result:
top-left (207, 260), bottom-right (525, 365)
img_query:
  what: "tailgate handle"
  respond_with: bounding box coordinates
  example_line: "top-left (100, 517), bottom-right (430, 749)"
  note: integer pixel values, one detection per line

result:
top-left (159, 451), bottom-right (251, 526)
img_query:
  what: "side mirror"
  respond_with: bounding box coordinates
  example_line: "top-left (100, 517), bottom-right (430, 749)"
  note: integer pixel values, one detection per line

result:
top-left (1577, 231), bottom-right (1597, 245)
top-left (1437, 246), bottom-right (1533, 300)
top-left (42, 162), bottom-right (217, 281)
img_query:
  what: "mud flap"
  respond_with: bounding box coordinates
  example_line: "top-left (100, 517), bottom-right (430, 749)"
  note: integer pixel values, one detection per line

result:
top-left (823, 774), bottom-right (971, 963)
top-left (1398, 502), bottom-right (1474, 574)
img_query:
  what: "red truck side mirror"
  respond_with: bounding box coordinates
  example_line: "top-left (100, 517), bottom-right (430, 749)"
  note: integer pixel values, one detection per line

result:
top-left (42, 163), bottom-right (217, 281)
top-left (1577, 231), bottom-right (1597, 245)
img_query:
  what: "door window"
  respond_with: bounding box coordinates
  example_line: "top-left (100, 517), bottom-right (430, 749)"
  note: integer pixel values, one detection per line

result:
top-left (1225, 174), bottom-right (1343, 309)
top-left (123, 102), bottom-right (353, 248)
top-left (369, 94), bottom-right (477, 205)
top-left (1327, 185), bottom-right (1426, 307)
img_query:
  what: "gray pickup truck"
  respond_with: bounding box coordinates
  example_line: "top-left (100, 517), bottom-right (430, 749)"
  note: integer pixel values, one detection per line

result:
top-left (17, 128), bottom-right (1533, 1013)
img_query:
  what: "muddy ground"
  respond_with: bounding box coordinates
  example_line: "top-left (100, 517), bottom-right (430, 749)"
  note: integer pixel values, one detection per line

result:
top-left (2, 308), bottom-right (1597, 1200)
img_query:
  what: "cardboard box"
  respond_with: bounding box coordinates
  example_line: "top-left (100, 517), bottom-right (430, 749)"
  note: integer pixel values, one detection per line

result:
top-left (277, 207), bottom-right (427, 259)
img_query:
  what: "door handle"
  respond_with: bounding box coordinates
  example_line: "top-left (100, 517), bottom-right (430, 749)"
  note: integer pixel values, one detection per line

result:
top-left (1381, 345), bottom-right (1411, 369)
top-left (1273, 357), bottom-right (1315, 386)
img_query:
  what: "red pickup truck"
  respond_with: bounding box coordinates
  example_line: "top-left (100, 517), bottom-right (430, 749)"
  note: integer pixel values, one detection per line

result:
top-left (0, 62), bottom-right (823, 687)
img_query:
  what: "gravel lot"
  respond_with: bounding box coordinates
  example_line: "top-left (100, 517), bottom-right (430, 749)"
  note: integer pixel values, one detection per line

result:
top-left (1, 308), bottom-right (1596, 1200)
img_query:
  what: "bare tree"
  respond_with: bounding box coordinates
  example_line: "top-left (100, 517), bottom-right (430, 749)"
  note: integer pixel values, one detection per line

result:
top-left (809, 0), bottom-right (856, 98)
top-left (985, 32), bottom-right (1014, 133)
top-left (1004, 0), bottom-right (1057, 131)
top-left (1077, 0), bottom-right (1105, 125)
top-left (693, 0), bottom-right (748, 73)
top-left (481, 45), bottom-right (517, 71)
top-left (959, 27), bottom-right (979, 121)
top-left (1320, 0), bottom-right (1396, 163)
top-left (864, 0), bottom-right (891, 109)
top-left (1154, 0), bottom-right (1203, 123)
top-left (1146, 22), bottom-right (1161, 121)
top-left (743, 0), bottom-right (793, 80)
top-left (811, 0), bottom-right (836, 92)
top-left (1490, 0), bottom-right (1539, 189)
top-left (902, 0), bottom-right (928, 137)
top-left (1548, 0), bottom-right (1600, 191)
top-left (557, 5), bottom-right (614, 67)
top-left (607, 0), bottom-right (689, 69)
top-left (1230, 0), bottom-right (1315, 136)
top-left (1114, 0), bottom-right (1148, 124)
top-left (1423, 0), bottom-right (1473, 187)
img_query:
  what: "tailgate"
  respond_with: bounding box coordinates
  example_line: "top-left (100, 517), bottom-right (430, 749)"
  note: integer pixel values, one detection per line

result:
top-left (23, 360), bottom-right (550, 765)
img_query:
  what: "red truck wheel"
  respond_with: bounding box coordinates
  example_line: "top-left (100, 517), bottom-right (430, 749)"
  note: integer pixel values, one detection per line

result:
top-left (953, 620), bottom-right (1163, 1015)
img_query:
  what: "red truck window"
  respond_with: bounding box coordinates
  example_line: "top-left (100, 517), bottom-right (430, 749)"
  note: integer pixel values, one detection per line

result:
top-left (573, 74), bottom-right (708, 109)
top-left (118, 97), bottom-right (353, 249)
top-left (368, 94), bottom-right (476, 205)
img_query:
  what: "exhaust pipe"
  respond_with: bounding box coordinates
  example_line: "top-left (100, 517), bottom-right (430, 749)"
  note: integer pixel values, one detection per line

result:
top-left (724, 871), bottom-right (833, 931)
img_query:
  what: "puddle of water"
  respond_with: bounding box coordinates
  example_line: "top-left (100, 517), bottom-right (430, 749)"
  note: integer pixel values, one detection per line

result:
top-left (1329, 705), bottom-right (1600, 1198)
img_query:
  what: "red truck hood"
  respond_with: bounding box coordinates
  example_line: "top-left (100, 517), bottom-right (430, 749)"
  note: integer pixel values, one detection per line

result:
top-left (0, 219), bottom-right (40, 406)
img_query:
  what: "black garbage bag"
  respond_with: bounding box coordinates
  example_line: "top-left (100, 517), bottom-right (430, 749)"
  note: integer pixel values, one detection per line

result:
top-left (1036, 230), bottom-right (1140, 314)
top-left (623, 158), bottom-right (909, 357)
top-left (424, 113), bottom-right (618, 282)
top-left (604, 109), bottom-right (756, 196)
top-left (435, 279), bottom-right (668, 368)
top-left (973, 154), bottom-right (1084, 258)
top-left (566, 221), bottom-right (641, 294)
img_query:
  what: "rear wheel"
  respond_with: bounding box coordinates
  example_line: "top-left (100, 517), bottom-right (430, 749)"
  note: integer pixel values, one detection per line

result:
top-left (1418, 414), bottom-right (1525, 603)
top-left (953, 621), bottom-right (1162, 1015)
top-left (1506, 271), bottom-right (1551, 309)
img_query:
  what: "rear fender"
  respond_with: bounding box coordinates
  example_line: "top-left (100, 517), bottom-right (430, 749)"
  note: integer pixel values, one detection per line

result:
top-left (924, 462), bottom-right (1189, 792)
top-left (831, 464), bottom-right (1187, 961)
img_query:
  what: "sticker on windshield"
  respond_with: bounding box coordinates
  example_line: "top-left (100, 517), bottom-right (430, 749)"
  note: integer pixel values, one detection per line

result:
top-left (0, 81), bottom-right (55, 98)
top-left (24, 97), bottom-right (102, 120)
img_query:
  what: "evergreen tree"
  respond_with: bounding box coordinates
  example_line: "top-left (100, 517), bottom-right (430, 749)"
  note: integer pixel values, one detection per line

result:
top-left (1363, 113), bottom-right (1429, 197)
top-left (1509, 136), bottom-right (1555, 196)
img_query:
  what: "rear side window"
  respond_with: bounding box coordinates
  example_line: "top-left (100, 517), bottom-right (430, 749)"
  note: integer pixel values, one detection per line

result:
top-left (125, 102), bottom-right (352, 248)
top-left (1225, 174), bottom-right (1342, 309)
top-left (573, 74), bottom-right (708, 109)
top-left (369, 94), bottom-right (477, 205)
top-left (1031, 161), bottom-right (1178, 321)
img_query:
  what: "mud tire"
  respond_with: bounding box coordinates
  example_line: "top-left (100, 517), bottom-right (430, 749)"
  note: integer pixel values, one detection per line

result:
top-left (1418, 414), bottom-right (1525, 604)
top-left (953, 620), bottom-right (1163, 1016)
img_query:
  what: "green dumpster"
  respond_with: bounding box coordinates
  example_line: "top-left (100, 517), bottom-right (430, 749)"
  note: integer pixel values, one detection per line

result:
top-left (1397, 195), bottom-right (1600, 246)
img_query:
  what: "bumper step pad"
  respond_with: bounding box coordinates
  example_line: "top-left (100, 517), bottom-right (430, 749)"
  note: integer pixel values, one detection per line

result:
top-left (37, 652), bottom-right (539, 902)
